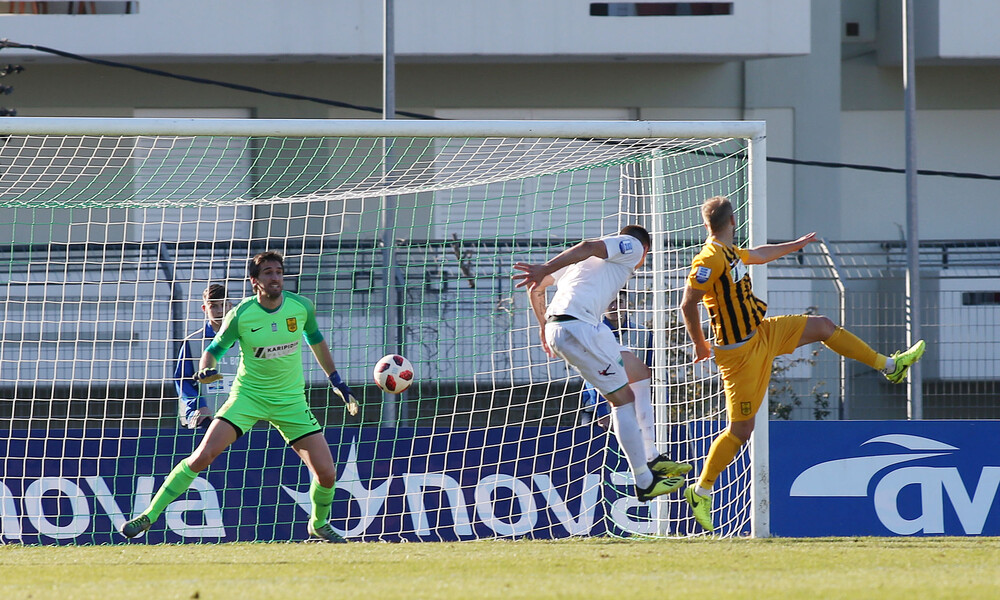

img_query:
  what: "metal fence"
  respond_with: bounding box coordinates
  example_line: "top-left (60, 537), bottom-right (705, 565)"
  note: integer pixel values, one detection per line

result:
top-left (768, 239), bottom-right (1000, 420)
top-left (2, 238), bottom-right (998, 426)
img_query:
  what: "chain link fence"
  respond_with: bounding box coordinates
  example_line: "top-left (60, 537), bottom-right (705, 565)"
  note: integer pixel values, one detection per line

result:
top-left (768, 239), bottom-right (1000, 420)
top-left (3, 238), bottom-right (998, 426)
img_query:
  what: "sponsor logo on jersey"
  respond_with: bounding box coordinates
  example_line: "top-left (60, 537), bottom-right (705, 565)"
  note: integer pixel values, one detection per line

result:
top-left (286, 317), bottom-right (297, 332)
top-left (253, 341), bottom-right (299, 359)
top-left (598, 363), bottom-right (616, 377)
top-left (730, 258), bottom-right (748, 283)
top-left (619, 239), bottom-right (634, 255)
top-left (695, 266), bottom-right (712, 284)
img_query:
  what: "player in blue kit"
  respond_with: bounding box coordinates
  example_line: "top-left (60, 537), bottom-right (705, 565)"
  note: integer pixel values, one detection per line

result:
top-left (174, 284), bottom-right (234, 430)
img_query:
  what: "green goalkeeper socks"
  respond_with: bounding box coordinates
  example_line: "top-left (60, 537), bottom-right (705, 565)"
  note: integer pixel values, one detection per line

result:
top-left (310, 479), bottom-right (336, 530)
top-left (144, 458), bottom-right (199, 522)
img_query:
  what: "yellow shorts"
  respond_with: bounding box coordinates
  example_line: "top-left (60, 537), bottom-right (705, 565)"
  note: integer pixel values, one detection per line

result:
top-left (713, 314), bottom-right (808, 422)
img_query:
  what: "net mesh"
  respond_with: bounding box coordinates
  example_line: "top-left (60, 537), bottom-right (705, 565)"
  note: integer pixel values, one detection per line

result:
top-left (0, 123), bottom-right (757, 543)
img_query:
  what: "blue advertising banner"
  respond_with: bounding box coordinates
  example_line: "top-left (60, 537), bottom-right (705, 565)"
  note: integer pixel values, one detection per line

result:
top-left (1, 424), bottom-right (739, 544)
top-left (770, 421), bottom-right (1000, 537)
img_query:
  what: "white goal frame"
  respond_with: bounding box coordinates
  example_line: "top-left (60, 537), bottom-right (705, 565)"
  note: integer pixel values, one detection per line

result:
top-left (0, 117), bottom-right (768, 539)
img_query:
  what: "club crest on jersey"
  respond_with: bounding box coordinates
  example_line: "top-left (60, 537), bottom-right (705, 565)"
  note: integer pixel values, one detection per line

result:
top-left (730, 258), bottom-right (748, 283)
top-left (286, 317), bottom-right (297, 332)
top-left (695, 266), bottom-right (712, 284)
top-left (619, 239), bottom-right (634, 255)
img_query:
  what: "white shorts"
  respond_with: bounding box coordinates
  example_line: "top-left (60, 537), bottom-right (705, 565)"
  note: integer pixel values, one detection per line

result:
top-left (545, 319), bottom-right (629, 396)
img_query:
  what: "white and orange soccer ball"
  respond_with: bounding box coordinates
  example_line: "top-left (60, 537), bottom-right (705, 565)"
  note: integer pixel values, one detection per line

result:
top-left (373, 354), bottom-right (414, 394)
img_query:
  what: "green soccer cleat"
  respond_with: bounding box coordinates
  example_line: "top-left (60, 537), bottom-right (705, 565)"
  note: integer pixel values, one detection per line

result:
top-left (306, 523), bottom-right (348, 544)
top-left (885, 339), bottom-right (926, 384)
top-left (635, 474), bottom-right (685, 502)
top-left (684, 486), bottom-right (714, 532)
top-left (120, 514), bottom-right (151, 539)
top-left (647, 454), bottom-right (693, 478)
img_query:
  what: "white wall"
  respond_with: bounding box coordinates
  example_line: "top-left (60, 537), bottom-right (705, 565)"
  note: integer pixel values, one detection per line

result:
top-left (0, 0), bottom-right (809, 62)
top-left (840, 110), bottom-right (1000, 240)
top-left (878, 0), bottom-right (1000, 64)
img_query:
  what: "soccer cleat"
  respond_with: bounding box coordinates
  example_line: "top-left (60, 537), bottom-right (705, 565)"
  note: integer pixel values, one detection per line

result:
top-left (121, 514), bottom-right (151, 539)
top-left (647, 454), bottom-right (693, 478)
top-left (306, 522), bottom-right (348, 544)
top-left (635, 474), bottom-right (685, 502)
top-left (684, 487), bottom-right (715, 532)
top-left (884, 339), bottom-right (926, 384)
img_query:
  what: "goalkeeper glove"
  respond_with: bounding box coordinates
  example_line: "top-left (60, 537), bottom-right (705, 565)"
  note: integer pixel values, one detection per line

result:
top-left (329, 370), bottom-right (359, 416)
top-left (194, 368), bottom-right (223, 384)
top-left (184, 408), bottom-right (213, 430)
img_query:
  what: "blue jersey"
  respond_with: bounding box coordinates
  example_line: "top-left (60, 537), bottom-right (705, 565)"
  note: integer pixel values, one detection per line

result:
top-left (174, 323), bottom-right (239, 427)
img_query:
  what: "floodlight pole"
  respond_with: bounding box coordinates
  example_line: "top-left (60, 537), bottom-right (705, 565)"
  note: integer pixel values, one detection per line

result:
top-left (383, 0), bottom-right (396, 121)
top-left (380, 0), bottom-right (405, 426)
top-left (903, 0), bottom-right (923, 419)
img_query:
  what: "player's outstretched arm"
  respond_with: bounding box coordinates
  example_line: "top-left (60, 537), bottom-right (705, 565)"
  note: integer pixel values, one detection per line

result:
top-left (310, 340), bottom-right (359, 416)
top-left (513, 240), bottom-right (607, 290)
top-left (747, 232), bottom-right (817, 264)
top-left (527, 284), bottom-right (555, 358)
top-left (680, 285), bottom-right (712, 362)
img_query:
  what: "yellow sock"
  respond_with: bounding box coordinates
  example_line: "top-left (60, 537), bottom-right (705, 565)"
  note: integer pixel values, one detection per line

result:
top-left (823, 327), bottom-right (887, 370)
top-left (697, 429), bottom-right (745, 490)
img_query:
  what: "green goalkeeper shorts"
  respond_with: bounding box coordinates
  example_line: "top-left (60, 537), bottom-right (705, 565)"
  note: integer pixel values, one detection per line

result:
top-left (215, 391), bottom-right (322, 445)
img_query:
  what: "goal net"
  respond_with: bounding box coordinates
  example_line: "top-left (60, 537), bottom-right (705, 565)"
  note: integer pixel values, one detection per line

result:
top-left (0, 118), bottom-right (765, 543)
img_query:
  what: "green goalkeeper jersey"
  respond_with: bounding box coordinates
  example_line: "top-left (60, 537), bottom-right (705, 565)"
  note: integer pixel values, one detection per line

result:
top-left (205, 291), bottom-right (325, 401)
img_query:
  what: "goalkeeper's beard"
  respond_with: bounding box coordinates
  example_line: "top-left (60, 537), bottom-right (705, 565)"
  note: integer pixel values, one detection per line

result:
top-left (255, 282), bottom-right (283, 300)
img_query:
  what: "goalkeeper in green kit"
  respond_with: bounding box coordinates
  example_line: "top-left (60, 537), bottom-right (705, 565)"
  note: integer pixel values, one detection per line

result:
top-left (121, 251), bottom-right (359, 543)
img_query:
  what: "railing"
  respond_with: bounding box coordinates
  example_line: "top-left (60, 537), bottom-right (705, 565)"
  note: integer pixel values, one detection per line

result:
top-left (2, 238), bottom-right (999, 427)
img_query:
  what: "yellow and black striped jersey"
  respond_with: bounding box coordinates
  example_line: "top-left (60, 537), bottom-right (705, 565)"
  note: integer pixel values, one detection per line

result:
top-left (686, 237), bottom-right (767, 345)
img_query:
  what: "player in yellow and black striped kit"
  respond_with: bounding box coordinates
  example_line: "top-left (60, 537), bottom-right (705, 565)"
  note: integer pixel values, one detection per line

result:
top-left (679, 196), bottom-right (926, 532)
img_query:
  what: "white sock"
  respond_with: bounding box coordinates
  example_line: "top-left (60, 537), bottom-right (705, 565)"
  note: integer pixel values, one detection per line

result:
top-left (694, 485), bottom-right (712, 498)
top-left (882, 357), bottom-right (895, 374)
top-left (611, 402), bottom-right (654, 489)
top-left (631, 378), bottom-right (659, 462)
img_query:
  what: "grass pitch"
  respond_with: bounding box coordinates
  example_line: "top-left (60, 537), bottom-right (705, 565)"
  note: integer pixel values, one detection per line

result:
top-left (2, 537), bottom-right (998, 599)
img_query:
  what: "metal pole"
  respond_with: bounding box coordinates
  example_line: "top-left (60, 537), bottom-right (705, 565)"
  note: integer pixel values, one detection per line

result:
top-left (383, 0), bottom-right (396, 121)
top-left (157, 242), bottom-right (185, 361)
top-left (903, 0), bottom-right (922, 419)
top-left (819, 240), bottom-right (848, 420)
top-left (747, 131), bottom-right (769, 538)
top-left (379, 0), bottom-right (403, 425)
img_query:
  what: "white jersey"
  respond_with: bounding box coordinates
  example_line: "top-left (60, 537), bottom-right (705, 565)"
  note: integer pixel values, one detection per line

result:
top-left (545, 234), bottom-right (643, 326)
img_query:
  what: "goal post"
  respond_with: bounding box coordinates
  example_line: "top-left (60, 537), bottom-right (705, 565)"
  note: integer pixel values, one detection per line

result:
top-left (0, 117), bottom-right (766, 543)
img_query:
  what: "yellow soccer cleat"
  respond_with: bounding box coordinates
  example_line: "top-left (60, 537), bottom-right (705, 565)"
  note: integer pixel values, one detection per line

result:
top-left (684, 486), bottom-right (715, 532)
top-left (885, 340), bottom-right (926, 384)
top-left (647, 454), bottom-right (693, 478)
top-left (635, 474), bottom-right (685, 502)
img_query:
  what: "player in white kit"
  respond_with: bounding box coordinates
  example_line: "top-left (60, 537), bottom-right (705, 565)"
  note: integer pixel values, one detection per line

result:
top-left (514, 224), bottom-right (691, 502)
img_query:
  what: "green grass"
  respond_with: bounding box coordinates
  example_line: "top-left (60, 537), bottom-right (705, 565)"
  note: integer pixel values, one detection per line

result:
top-left (2, 537), bottom-right (999, 599)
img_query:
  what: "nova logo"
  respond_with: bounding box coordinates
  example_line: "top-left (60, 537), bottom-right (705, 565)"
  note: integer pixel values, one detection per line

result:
top-left (790, 434), bottom-right (1000, 535)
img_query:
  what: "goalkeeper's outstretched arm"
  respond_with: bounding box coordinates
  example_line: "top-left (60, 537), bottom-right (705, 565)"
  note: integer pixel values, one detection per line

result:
top-left (309, 340), bottom-right (359, 417)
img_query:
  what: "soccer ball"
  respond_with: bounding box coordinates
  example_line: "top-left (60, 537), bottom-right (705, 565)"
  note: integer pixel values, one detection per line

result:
top-left (373, 354), bottom-right (414, 394)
